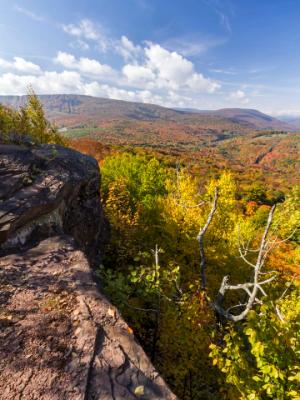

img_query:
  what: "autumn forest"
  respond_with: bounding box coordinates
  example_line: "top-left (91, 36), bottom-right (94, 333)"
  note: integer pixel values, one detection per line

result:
top-left (0, 93), bottom-right (299, 399)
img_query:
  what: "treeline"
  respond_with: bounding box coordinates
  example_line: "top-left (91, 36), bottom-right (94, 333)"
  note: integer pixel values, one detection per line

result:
top-left (0, 89), bottom-right (64, 145)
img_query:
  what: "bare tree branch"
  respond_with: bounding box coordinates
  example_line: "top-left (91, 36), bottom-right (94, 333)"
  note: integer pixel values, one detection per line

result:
top-left (214, 204), bottom-right (277, 322)
top-left (174, 200), bottom-right (206, 209)
top-left (125, 302), bottom-right (159, 314)
top-left (268, 227), bottom-right (298, 245)
top-left (197, 187), bottom-right (219, 290)
top-left (173, 166), bottom-right (219, 291)
top-left (275, 305), bottom-right (285, 322)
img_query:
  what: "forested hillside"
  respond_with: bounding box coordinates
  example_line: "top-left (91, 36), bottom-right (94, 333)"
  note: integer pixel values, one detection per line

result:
top-left (0, 94), bottom-right (293, 132)
top-left (1, 95), bottom-right (299, 400)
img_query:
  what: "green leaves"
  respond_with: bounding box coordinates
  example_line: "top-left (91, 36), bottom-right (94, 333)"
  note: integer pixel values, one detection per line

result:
top-left (0, 89), bottom-right (64, 145)
top-left (101, 153), bottom-right (169, 209)
top-left (209, 285), bottom-right (300, 399)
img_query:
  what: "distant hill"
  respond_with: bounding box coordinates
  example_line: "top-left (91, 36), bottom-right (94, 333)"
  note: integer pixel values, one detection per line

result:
top-left (0, 94), bottom-right (293, 131)
top-left (175, 107), bottom-right (294, 131)
top-left (208, 108), bottom-right (281, 129)
top-left (277, 115), bottom-right (300, 130)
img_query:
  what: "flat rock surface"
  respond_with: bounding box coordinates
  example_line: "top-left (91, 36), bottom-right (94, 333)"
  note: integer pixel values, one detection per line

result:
top-left (0, 235), bottom-right (176, 400)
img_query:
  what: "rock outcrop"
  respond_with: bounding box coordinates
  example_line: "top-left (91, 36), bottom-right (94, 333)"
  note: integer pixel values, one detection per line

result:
top-left (0, 143), bottom-right (107, 263)
top-left (0, 143), bottom-right (176, 400)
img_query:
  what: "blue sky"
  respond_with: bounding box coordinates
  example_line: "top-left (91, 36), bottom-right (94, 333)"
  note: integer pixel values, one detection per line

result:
top-left (0, 0), bottom-right (299, 115)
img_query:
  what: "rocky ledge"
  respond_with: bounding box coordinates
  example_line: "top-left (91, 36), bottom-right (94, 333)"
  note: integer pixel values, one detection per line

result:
top-left (0, 143), bottom-right (176, 400)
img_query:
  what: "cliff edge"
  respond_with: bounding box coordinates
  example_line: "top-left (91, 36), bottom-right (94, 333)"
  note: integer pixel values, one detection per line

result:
top-left (0, 143), bottom-right (176, 400)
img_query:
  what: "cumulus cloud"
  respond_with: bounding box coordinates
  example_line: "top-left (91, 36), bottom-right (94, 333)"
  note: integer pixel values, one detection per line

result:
top-left (62, 19), bottom-right (110, 52)
top-left (0, 70), bottom-right (165, 105)
top-left (0, 28), bottom-right (222, 108)
top-left (0, 56), bottom-right (41, 75)
top-left (122, 43), bottom-right (220, 93)
top-left (145, 44), bottom-right (193, 88)
top-left (0, 71), bottom-right (83, 95)
top-left (116, 36), bottom-right (142, 61)
top-left (54, 51), bottom-right (116, 79)
top-left (145, 43), bottom-right (220, 92)
top-left (59, 19), bottom-right (220, 94)
top-left (122, 64), bottom-right (155, 85)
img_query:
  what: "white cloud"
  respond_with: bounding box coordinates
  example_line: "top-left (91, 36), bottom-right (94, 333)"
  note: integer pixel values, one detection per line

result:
top-left (62, 19), bottom-right (98, 40)
top-left (0, 71), bottom-right (83, 95)
top-left (142, 43), bottom-right (220, 92)
top-left (230, 89), bottom-right (246, 99)
top-left (60, 20), bottom-right (219, 94)
top-left (79, 57), bottom-right (114, 76)
top-left (62, 19), bottom-right (109, 52)
top-left (116, 36), bottom-right (142, 61)
top-left (54, 51), bottom-right (116, 78)
top-left (187, 73), bottom-right (220, 93)
top-left (0, 34), bottom-right (221, 108)
top-left (122, 64), bottom-right (155, 85)
top-left (100, 86), bottom-right (165, 105)
top-left (0, 56), bottom-right (41, 74)
top-left (54, 52), bottom-right (75, 69)
top-left (0, 59), bottom-right (10, 69)
top-left (14, 5), bottom-right (44, 21)
top-left (120, 43), bottom-right (220, 94)
top-left (54, 43), bottom-right (220, 95)
top-left (145, 43), bottom-right (193, 85)
top-left (0, 70), bottom-right (165, 105)
top-left (229, 89), bottom-right (249, 104)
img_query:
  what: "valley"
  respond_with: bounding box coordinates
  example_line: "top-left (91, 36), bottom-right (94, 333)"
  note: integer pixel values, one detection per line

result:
top-left (1, 94), bottom-right (299, 191)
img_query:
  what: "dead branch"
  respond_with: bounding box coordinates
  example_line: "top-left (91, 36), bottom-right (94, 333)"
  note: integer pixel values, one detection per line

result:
top-left (125, 302), bottom-right (159, 314)
top-left (197, 187), bottom-right (219, 290)
top-left (214, 204), bottom-right (278, 322)
top-left (173, 167), bottom-right (219, 290)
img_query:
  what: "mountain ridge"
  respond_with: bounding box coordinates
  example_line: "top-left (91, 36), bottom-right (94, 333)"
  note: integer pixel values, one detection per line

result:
top-left (0, 94), bottom-right (293, 131)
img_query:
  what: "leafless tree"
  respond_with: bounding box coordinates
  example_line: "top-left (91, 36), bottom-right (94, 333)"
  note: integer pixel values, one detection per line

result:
top-left (173, 169), bottom-right (296, 321)
top-left (213, 204), bottom-right (279, 322)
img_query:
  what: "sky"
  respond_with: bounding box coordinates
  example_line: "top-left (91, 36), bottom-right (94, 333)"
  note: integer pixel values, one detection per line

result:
top-left (0, 0), bottom-right (300, 115)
